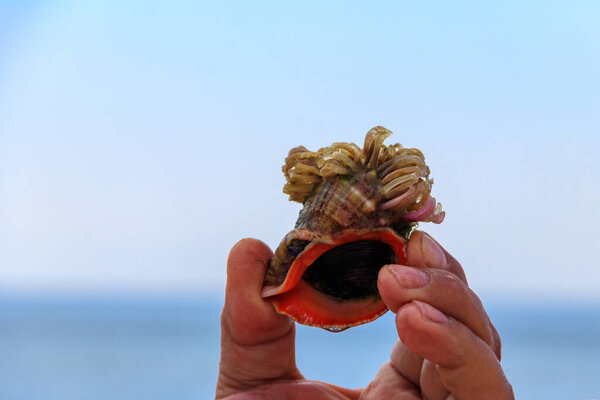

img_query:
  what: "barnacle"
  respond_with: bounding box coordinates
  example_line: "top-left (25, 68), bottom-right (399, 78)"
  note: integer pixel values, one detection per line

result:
top-left (282, 126), bottom-right (437, 215)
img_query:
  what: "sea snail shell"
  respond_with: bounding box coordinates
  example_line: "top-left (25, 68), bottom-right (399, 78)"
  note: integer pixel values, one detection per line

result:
top-left (262, 127), bottom-right (445, 332)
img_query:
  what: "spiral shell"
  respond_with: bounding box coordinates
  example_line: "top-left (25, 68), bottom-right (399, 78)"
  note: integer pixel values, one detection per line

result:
top-left (263, 127), bottom-right (445, 331)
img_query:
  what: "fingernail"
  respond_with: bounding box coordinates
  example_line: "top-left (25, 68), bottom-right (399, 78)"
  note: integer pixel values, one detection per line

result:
top-left (387, 265), bottom-right (430, 288)
top-left (422, 234), bottom-right (448, 269)
top-left (412, 300), bottom-right (449, 323)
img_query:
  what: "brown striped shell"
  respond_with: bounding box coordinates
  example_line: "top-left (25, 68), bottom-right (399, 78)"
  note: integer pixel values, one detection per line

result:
top-left (262, 126), bottom-right (445, 331)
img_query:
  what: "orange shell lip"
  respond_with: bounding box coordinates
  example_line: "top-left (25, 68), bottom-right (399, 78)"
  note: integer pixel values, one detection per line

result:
top-left (262, 228), bottom-right (407, 331)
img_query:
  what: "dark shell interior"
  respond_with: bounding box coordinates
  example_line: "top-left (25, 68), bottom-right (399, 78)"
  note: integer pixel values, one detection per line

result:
top-left (301, 240), bottom-right (395, 300)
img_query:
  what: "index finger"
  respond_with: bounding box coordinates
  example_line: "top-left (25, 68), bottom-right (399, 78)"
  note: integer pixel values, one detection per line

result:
top-left (406, 231), bottom-right (467, 283)
top-left (405, 230), bottom-right (501, 352)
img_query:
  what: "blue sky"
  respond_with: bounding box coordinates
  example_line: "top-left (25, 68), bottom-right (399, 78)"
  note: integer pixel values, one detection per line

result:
top-left (1, 1), bottom-right (599, 301)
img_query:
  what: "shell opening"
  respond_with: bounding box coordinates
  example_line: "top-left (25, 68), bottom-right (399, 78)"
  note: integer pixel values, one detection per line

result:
top-left (301, 240), bottom-right (395, 300)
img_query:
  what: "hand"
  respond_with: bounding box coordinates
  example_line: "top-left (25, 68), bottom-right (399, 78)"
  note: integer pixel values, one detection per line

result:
top-left (216, 231), bottom-right (514, 399)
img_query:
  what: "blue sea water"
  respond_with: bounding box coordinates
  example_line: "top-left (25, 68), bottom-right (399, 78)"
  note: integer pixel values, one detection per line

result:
top-left (0, 295), bottom-right (598, 400)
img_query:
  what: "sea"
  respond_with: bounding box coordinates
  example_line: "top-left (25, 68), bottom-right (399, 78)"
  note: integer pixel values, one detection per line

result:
top-left (0, 295), bottom-right (598, 400)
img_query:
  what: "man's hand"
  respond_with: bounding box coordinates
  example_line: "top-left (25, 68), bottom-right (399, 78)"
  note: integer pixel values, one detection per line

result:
top-left (216, 232), bottom-right (514, 399)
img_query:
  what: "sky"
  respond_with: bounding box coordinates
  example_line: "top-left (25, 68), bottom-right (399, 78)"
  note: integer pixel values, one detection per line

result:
top-left (0, 1), bottom-right (599, 302)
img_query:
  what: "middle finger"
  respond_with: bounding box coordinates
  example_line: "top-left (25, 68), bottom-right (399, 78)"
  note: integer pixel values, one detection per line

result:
top-left (378, 265), bottom-right (498, 356)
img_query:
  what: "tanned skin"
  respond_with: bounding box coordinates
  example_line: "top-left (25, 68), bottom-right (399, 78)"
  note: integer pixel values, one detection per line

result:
top-left (216, 231), bottom-right (514, 400)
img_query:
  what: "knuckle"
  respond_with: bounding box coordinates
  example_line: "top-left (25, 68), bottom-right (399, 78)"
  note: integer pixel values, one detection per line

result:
top-left (491, 325), bottom-right (502, 360)
top-left (446, 253), bottom-right (463, 272)
top-left (442, 322), bottom-right (470, 368)
top-left (435, 269), bottom-right (465, 291)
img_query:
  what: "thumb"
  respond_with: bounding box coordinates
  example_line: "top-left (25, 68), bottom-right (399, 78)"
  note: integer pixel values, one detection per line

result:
top-left (217, 238), bottom-right (302, 399)
top-left (223, 238), bottom-right (291, 344)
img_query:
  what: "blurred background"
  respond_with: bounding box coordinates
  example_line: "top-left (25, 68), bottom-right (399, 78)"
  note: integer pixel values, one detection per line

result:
top-left (1, 1), bottom-right (599, 399)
